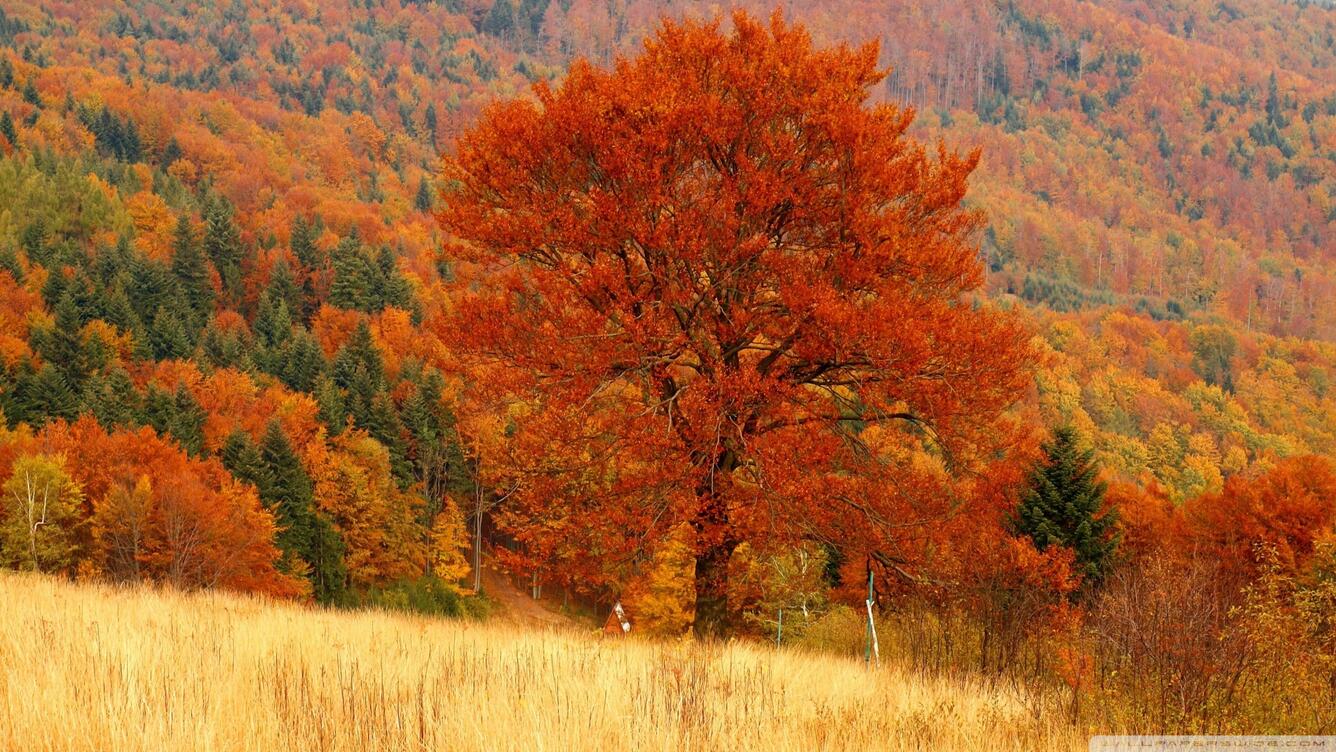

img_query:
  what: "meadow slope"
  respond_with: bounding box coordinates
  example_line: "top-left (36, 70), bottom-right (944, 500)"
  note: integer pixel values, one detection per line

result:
top-left (0, 571), bottom-right (1089, 752)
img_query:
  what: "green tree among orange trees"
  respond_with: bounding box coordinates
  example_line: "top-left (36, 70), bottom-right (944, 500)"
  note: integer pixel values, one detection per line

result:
top-left (1013, 426), bottom-right (1120, 592)
top-left (439, 12), bottom-right (1031, 635)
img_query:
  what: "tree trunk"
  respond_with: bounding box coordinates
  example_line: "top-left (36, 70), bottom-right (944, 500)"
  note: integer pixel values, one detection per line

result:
top-left (692, 537), bottom-right (736, 638)
top-left (690, 478), bottom-right (738, 638)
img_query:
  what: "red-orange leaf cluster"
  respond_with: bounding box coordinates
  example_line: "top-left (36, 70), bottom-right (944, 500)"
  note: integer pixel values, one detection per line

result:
top-left (440, 12), bottom-right (1032, 633)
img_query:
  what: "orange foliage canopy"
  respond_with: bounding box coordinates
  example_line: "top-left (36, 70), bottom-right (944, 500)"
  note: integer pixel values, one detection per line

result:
top-left (1185, 455), bottom-right (1336, 586)
top-left (0, 418), bottom-right (301, 597)
top-left (439, 12), bottom-right (1031, 633)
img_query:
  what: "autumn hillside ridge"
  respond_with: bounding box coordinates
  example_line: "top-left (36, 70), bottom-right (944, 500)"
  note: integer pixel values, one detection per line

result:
top-left (0, 0), bottom-right (1334, 740)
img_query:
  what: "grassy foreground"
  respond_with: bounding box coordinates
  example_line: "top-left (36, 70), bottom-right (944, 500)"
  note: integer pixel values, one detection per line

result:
top-left (0, 572), bottom-right (1087, 751)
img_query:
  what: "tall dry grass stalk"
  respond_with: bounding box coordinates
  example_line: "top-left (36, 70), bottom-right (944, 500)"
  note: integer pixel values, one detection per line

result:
top-left (0, 571), bottom-right (1089, 751)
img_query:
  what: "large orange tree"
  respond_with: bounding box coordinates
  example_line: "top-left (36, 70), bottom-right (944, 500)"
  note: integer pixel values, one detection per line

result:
top-left (438, 12), bottom-right (1031, 635)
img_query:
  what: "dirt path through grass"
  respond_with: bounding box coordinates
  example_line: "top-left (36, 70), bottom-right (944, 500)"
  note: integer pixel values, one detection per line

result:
top-left (479, 554), bottom-right (581, 630)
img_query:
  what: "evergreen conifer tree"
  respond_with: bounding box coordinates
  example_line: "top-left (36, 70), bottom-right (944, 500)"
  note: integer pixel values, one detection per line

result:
top-left (98, 282), bottom-right (141, 337)
top-left (268, 259), bottom-right (302, 317)
top-left (482, 0), bottom-right (516, 37)
top-left (38, 293), bottom-right (89, 385)
top-left (314, 374), bottom-right (346, 435)
top-left (518, 0), bottom-right (550, 36)
top-left (374, 246), bottom-right (415, 313)
top-left (252, 291), bottom-right (293, 351)
top-left (15, 363), bottom-right (79, 425)
top-left (330, 234), bottom-right (375, 312)
top-left (278, 329), bottom-right (325, 393)
top-left (258, 420), bottom-right (347, 602)
top-left (0, 111), bottom-right (15, 147)
top-left (1012, 426), bottom-right (1120, 590)
top-left (85, 366), bottom-right (140, 429)
top-left (21, 78), bottom-right (40, 108)
top-left (290, 215), bottom-right (320, 269)
top-left (143, 384), bottom-right (205, 456)
top-left (198, 317), bottom-right (251, 371)
top-left (203, 198), bottom-right (244, 304)
top-left (170, 214), bottom-right (213, 327)
top-left (332, 321), bottom-right (385, 389)
top-left (415, 177), bottom-right (433, 212)
top-left (423, 103), bottom-right (437, 139)
top-left (128, 257), bottom-right (174, 324)
top-left (170, 384), bottom-right (206, 456)
top-left (221, 429), bottom-right (268, 490)
top-left (149, 306), bottom-right (192, 361)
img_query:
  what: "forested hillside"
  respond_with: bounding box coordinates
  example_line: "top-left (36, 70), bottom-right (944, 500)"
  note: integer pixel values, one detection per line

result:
top-left (0, 0), bottom-right (1333, 629)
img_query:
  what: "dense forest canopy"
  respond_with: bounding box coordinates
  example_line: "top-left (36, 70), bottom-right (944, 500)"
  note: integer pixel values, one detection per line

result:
top-left (0, 0), bottom-right (1332, 641)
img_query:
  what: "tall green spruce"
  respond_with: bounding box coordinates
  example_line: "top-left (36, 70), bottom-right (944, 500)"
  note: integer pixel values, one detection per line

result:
top-left (1012, 426), bottom-right (1120, 591)
top-left (331, 321), bottom-right (411, 484)
top-left (414, 177), bottom-right (433, 212)
top-left (289, 215), bottom-right (324, 323)
top-left (0, 110), bottom-right (15, 147)
top-left (170, 214), bottom-right (213, 329)
top-left (143, 383), bottom-right (205, 456)
top-left (226, 422), bottom-right (347, 603)
top-left (203, 198), bottom-right (244, 306)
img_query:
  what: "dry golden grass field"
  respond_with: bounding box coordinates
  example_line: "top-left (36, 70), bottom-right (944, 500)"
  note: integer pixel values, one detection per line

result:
top-left (0, 571), bottom-right (1089, 751)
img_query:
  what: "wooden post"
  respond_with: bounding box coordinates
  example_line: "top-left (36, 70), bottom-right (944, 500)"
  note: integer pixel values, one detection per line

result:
top-left (865, 598), bottom-right (880, 666)
top-left (865, 559), bottom-right (877, 666)
top-left (776, 609), bottom-right (783, 647)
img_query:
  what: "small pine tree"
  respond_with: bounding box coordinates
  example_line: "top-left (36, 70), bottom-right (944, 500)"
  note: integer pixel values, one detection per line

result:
top-left (415, 177), bottom-right (433, 213)
top-left (278, 329), bottom-right (325, 393)
top-left (170, 214), bottom-right (213, 327)
top-left (482, 0), bottom-right (516, 37)
top-left (423, 103), bottom-right (437, 139)
top-left (21, 78), bottom-right (40, 108)
top-left (0, 111), bottom-right (16, 147)
top-left (148, 306), bottom-right (192, 361)
top-left (203, 199), bottom-right (244, 304)
top-left (290, 215), bottom-right (321, 269)
top-left (85, 367), bottom-right (141, 429)
top-left (221, 430), bottom-right (268, 488)
top-left (252, 291), bottom-right (294, 352)
top-left (98, 283), bottom-right (141, 337)
top-left (198, 317), bottom-right (250, 371)
top-left (142, 384), bottom-right (205, 456)
top-left (38, 293), bottom-right (89, 385)
top-left (329, 235), bottom-right (373, 311)
top-left (1013, 426), bottom-right (1120, 590)
top-left (314, 374), bottom-right (346, 435)
top-left (290, 216), bottom-right (324, 324)
top-left (170, 384), bottom-right (206, 456)
top-left (374, 246), bottom-right (416, 313)
top-left (332, 321), bottom-right (385, 389)
top-left (161, 137), bottom-right (181, 166)
top-left (128, 257), bottom-right (175, 324)
top-left (268, 259), bottom-right (302, 317)
top-left (15, 363), bottom-right (79, 425)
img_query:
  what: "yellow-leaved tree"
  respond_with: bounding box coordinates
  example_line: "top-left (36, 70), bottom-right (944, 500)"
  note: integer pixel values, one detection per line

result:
top-left (1, 454), bottom-right (85, 574)
top-left (429, 497), bottom-right (471, 592)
